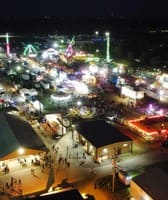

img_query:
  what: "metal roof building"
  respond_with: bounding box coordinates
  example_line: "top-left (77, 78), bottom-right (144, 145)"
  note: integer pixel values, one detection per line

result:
top-left (76, 120), bottom-right (132, 162)
top-left (0, 112), bottom-right (47, 160)
top-left (130, 166), bottom-right (168, 200)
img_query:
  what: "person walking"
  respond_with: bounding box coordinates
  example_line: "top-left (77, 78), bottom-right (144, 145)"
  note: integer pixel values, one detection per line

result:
top-left (18, 179), bottom-right (21, 185)
top-left (31, 168), bottom-right (35, 175)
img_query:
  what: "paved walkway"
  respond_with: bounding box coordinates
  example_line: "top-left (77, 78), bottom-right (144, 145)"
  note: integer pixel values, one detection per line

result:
top-left (0, 159), bottom-right (51, 197)
top-left (0, 120), bottom-right (116, 199)
top-left (1, 122), bottom-right (157, 199)
top-left (1, 93), bottom-right (168, 199)
top-left (4, 117), bottom-right (165, 199)
top-left (46, 131), bottom-right (132, 200)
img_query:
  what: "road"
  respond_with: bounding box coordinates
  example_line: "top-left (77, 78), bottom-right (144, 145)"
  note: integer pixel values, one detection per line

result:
top-left (1, 88), bottom-right (168, 199)
top-left (35, 123), bottom-right (168, 200)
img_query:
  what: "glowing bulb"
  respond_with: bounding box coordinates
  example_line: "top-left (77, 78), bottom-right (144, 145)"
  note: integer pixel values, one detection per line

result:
top-left (105, 32), bottom-right (110, 36)
top-left (18, 147), bottom-right (24, 155)
top-left (95, 31), bottom-right (99, 35)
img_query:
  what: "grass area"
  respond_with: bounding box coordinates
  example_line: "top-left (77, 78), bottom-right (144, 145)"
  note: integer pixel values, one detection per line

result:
top-left (95, 175), bottom-right (129, 195)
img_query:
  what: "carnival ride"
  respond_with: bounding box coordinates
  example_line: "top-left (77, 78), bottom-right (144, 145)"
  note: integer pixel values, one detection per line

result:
top-left (23, 44), bottom-right (38, 57)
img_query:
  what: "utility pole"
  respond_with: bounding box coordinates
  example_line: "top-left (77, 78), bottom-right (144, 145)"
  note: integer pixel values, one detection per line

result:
top-left (112, 165), bottom-right (116, 192)
top-left (58, 116), bottom-right (64, 136)
top-left (71, 125), bottom-right (74, 141)
top-left (39, 100), bottom-right (41, 117)
top-left (61, 115), bottom-right (64, 136)
top-left (112, 148), bottom-right (118, 192)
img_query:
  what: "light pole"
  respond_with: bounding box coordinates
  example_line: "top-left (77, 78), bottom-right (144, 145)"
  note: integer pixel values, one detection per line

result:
top-left (105, 32), bottom-right (110, 63)
top-left (6, 32), bottom-right (10, 56)
top-left (112, 171), bottom-right (115, 192)
top-left (95, 31), bottom-right (99, 36)
top-left (15, 65), bottom-right (22, 87)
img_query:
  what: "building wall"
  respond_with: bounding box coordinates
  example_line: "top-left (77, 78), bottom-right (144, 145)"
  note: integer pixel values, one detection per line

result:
top-left (78, 134), bottom-right (97, 159)
top-left (130, 180), bottom-right (153, 200)
top-left (121, 86), bottom-right (144, 100)
top-left (97, 141), bottom-right (132, 162)
top-left (78, 133), bottom-right (132, 162)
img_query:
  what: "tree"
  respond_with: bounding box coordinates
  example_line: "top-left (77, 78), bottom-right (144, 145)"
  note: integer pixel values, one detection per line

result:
top-left (150, 56), bottom-right (161, 66)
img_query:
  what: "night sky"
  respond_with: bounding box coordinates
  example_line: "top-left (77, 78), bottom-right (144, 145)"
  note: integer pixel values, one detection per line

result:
top-left (1, 0), bottom-right (168, 19)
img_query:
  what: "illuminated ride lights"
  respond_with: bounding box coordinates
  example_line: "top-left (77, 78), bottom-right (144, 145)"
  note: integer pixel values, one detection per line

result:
top-left (73, 51), bottom-right (86, 60)
top-left (6, 33), bottom-right (10, 56)
top-left (42, 48), bottom-right (59, 59)
top-left (66, 36), bottom-right (75, 58)
top-left (50, 93), bottom-right (72, 102)
top-left (64, 80), bottom-right (89, 95)
top-left (105, 32), bottom-right (110, 63)
top-left (128, 115), bottom-right (168, 140)
top-left (23, 44), bottom-right (37, 57)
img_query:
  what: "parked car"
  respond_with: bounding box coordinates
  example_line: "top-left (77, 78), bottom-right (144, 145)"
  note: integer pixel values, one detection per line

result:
top-left (40, 80), bottom-right (50, 89)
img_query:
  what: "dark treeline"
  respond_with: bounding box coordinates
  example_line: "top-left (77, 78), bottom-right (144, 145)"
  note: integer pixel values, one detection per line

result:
top-left (0, 17), bottom-right (167, 35)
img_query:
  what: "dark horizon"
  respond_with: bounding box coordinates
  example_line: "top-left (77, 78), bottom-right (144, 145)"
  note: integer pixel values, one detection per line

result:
top-left (0, 0), bottom-right (168, 19)
top-left (0, 17), bottom-right (167, 35)
top-left (1, 15), bottom-right (168, 20)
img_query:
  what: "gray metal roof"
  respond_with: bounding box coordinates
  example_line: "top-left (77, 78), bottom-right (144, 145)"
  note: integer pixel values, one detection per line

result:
top-left (0, 112), bottom-right (47, 158)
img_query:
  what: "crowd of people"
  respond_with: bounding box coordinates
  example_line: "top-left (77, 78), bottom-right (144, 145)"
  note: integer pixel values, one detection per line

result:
top-left (0, 176), bottom-right (22, 199)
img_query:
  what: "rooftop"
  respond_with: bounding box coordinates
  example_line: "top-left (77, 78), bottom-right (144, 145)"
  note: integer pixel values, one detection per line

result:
top-left (0, 112), bottom-right (47, 159)
top-left (31, 189), bottom-right (84, 200)
top-left (133, 166), bottom-right (168, 200)
top-left (77, 120), bottom-right (132, 147)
